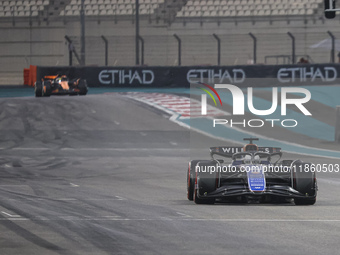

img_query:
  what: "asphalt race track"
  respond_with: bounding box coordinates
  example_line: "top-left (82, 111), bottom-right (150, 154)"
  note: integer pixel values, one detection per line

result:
top-left (0, 93), bottom-right (340, 255)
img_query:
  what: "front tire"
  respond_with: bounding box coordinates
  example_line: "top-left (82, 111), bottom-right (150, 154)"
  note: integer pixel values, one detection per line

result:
top-left (193, 161), bottom-right (217, 205)
top-left (35, 81), bottom-right (43, 97)
top-left (187, 160), bottom-right (200, 201)
top-left (292, 162), bottom-right (317, 205)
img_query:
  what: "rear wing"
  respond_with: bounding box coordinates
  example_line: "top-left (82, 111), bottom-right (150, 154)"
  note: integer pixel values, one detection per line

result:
top-left (44, 75), bottom-right (58, 80)
top-left (210, 146), bottom-right (281, 157)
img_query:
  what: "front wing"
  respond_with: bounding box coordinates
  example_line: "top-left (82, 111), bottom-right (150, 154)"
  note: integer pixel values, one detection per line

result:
top-left (197, 184), bottom-right (316, 199)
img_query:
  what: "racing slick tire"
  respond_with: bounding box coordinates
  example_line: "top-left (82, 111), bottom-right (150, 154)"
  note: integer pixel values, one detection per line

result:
top-left (42, 81), bottom-right (52, 97)
top-left (193, 161), bottom-right (217, 205)
top-left (78, 79), bottom-right (88, 95)
top-left (292, 162), bottom-right (317, 205)
top-left (35, 81), bottom-right (43, 97)
top-left (187, 160), bottom-right (200, 201)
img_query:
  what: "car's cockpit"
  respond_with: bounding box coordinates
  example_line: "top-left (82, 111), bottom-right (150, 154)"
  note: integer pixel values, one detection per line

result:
top-left (231, 152), bottom-right (272, 166)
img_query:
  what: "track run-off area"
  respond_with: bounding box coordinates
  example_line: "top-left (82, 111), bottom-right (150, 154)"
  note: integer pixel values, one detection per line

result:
top-left (0, 86), bottom-right (340, 255)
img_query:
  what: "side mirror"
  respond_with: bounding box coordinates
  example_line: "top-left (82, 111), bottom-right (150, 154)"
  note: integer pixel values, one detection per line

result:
top-left (325, 0), bottom-right (336, 19)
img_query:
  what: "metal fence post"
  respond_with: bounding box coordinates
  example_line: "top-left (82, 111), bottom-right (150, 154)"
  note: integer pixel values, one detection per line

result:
top-left (212, 34), bottom-right (221, 66)
top-left (101, 36), bottom-right (108, 66)
top-left (173, 34), bottom-right (181, 66)
top-left (327, 31), bottom-right (335, 63)
top-left (287, 32), bottom-right (295, 64)
top-left (249, 32), bottom-right (257, 64)
top-left (336, 106), bottom-right (340, 143)
top-left (138, 35), bottom-right (144, 65)
top-left (65, 35), bottom-right (82, 66)
top-left (80, 0), bottom-right (85, 66)
top-left (135, 0), bottom-right (140, 65)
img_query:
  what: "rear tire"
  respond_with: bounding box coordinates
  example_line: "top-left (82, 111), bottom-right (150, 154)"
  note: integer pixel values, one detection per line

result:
top-left (292, 162), bottom-right (317, 205)
top-left (35, 81), bottom-right (42, 97)
top-left (78, 79), bottom-right (88, 95)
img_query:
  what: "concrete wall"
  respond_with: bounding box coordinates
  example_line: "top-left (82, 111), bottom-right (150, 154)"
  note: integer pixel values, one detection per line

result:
top-left (2, 15), bottom-right (340, 85)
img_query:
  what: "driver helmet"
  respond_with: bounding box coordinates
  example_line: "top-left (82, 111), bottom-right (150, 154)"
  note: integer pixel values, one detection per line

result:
top-left (243, 155), bottom-right (252, 164)
top-left (253, 155), bottom-right (261, 164)
top-left (61, 75), bottom-right (68, 81)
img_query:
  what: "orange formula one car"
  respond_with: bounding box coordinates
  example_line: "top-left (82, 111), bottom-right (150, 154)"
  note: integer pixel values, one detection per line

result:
top-left (35, 75), bottom-right (88, 97)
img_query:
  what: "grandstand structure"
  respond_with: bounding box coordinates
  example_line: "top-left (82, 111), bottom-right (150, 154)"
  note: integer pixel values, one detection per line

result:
top-left (0, 0), bottom-right (323, 20)
top-left (178, 0), bottom-right (319, 17)
top-left (0, 0), bottom-right (339, 84)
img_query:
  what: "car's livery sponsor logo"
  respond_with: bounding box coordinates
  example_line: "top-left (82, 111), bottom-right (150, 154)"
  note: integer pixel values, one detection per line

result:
top-left (211, 147), bottom-right (281, 154)
top-left (246, 166), bottom-right (266, 192)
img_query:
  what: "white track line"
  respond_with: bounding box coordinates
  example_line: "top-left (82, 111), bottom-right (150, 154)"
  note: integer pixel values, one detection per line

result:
top-left (1, 148), bottom-right (189, 151)
top-left (0, 218), bottom-right (338, 222)
top-left (176, 212), bottom-right (192, 218)
top-left (1, 211), bottom-right (21, 218)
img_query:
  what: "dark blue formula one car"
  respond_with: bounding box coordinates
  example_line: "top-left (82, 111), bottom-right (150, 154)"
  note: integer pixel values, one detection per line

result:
top-left (187, 138), bottom-right (317, 205)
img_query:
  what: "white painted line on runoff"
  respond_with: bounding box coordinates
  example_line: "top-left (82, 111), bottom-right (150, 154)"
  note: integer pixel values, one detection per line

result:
top-left (0, 218), bottom-right (28, 221)
top-left (78, 198), bottom-right (126, 201)
top-left (182, 219), bottom-right (340, 222)
top-left (1, 211), bottom-right (21, 218)
top-left (170, 141), bottom-right (178, 146)
top-left (59, 148), bottom-right (188, 151)
top-left (12, 147), bottom-right (51, 150)
top-left (114, 121), bottom-right (120, 125)
top-left (317, 178), bottom-right (340, 185)
top-left (70, 183), bottom-right (79, 187)
top-left (176, 212), bottom-right (192, 218)
top-left (2, 217), bottom-right (337, 222)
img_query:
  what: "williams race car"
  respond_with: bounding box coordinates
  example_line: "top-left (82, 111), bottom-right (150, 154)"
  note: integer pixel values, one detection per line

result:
top-left (35, 75), bottom-right (88, 97)
top-left (187, 138), bottom-right (317, 205)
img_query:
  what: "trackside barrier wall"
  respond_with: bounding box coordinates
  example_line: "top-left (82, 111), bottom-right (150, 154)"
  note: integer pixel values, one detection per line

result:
top-left (23, 65), bottom-right (37, 86)
top-left (36, 64), bottom-right (340, 88)
top-left (336, 106), bottom-right (340, 143)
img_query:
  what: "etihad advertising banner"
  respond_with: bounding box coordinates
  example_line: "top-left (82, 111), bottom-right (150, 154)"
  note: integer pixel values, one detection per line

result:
top-left (37, 64), bottom-right (340, 87)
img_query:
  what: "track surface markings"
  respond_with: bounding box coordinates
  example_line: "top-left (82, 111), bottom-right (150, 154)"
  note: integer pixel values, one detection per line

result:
top-left (126, 92), bottom-right (229, 118)
top-left (1, 211), bottom-right (21, 218)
